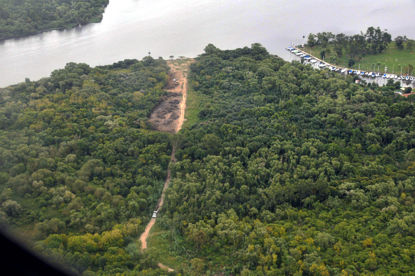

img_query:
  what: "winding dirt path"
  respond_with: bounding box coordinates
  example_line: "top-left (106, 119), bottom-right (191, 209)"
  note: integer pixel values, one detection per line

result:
top-left (139, 59), bottom-right (193, 272)
top-left (139, 218), bottom-right (155, 250)
top-left (139, 148), bottom-right (174, 250)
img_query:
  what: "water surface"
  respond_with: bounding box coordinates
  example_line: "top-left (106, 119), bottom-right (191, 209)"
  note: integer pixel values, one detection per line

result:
top-left (1, 0), bottom-right (415, 87)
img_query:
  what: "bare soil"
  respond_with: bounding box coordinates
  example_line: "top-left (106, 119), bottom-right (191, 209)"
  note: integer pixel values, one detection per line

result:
top-left (139, 218), bottom-right (155, 250)
top-left (149, 59), bottom-right (192, 133)
top-left (158, 263), bottom-right (175, 272)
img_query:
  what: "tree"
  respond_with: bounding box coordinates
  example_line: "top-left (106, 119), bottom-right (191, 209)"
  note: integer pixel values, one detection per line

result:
top-left (2, 200), bottom-right (21, 217)
top-left (404, 87), bottom-right (412, 94)
top-left (334, 43), bottom-right (343, 57)
top-left (395, 36), bottom-right (405, 50)
top-left (406, 40), bottom-right (413, 50)
top-left (403, 64), bottom-right (414, 76)
top-left (204, 44), bottom-right (220, 55)
top-left (307, 34), bottom-right (317, 47)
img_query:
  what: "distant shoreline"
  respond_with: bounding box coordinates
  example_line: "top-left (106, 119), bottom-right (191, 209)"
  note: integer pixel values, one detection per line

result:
top-left (0, 0), bottom-right (109, 42)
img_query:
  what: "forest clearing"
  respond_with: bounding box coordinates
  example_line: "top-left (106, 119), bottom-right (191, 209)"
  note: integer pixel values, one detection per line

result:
top-left (149, 59), bottom-right (192, 133)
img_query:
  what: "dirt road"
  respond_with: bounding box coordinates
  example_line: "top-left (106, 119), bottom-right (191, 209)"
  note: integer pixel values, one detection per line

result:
top-left (149, 59), bottom-right (192, 133)
top-left (139, 218), bottom-right (155, 250)
top-left (139, 147), bottom-right (174, 250)
top-left (139, 59), bottom-right (192, 272)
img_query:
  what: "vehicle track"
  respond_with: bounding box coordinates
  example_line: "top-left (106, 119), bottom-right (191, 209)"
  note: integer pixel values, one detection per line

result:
top-left (139, 59), bottom-right (193, 273)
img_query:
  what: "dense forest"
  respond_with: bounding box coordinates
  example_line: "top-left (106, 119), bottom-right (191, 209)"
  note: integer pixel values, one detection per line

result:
top-left (0, 0), bottom-right (109, 41)
top-left (158, 44), bottom-right (415, 274)
top-left (1, 44), bottom-right (415, 275)
top-left (0, 58), bottom-right (173, 274)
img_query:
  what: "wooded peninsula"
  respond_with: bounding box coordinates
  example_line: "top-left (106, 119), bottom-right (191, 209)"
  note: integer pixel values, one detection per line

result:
top-left (0, 0), bottom-right (109, 41)
top-left (1, 44), bottom-right (415, 275)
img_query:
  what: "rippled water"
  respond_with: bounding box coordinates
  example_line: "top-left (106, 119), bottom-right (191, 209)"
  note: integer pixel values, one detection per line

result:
top-left (1, 0), bottom-right (415, 87)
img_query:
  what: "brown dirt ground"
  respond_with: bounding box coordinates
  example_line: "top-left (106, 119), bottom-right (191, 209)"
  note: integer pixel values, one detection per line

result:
top-left (149, 59), bottom-right (192, 133)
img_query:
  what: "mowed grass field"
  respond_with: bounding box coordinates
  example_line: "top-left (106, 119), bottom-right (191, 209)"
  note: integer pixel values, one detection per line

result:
top-left (305, 41), bottom-right (415, 74)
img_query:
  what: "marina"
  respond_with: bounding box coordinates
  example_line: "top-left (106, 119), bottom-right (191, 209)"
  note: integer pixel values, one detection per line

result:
top-left (287, 46), bottom-right (415, 88)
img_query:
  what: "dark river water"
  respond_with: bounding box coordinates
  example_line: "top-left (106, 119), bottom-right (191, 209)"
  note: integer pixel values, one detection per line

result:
top-left (1, 0), bottom-right (415, 87)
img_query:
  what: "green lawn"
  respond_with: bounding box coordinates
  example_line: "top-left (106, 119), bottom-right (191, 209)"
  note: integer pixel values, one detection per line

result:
top-left (304, 42), bottom-right (415, 74)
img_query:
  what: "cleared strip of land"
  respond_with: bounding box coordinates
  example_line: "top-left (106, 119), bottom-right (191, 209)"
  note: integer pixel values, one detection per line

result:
top-left (139, 59), bottom-right (193, 272)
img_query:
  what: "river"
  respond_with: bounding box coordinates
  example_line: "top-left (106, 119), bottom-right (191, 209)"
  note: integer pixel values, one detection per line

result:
top-left (1, 0), bottom-right (415, 87)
